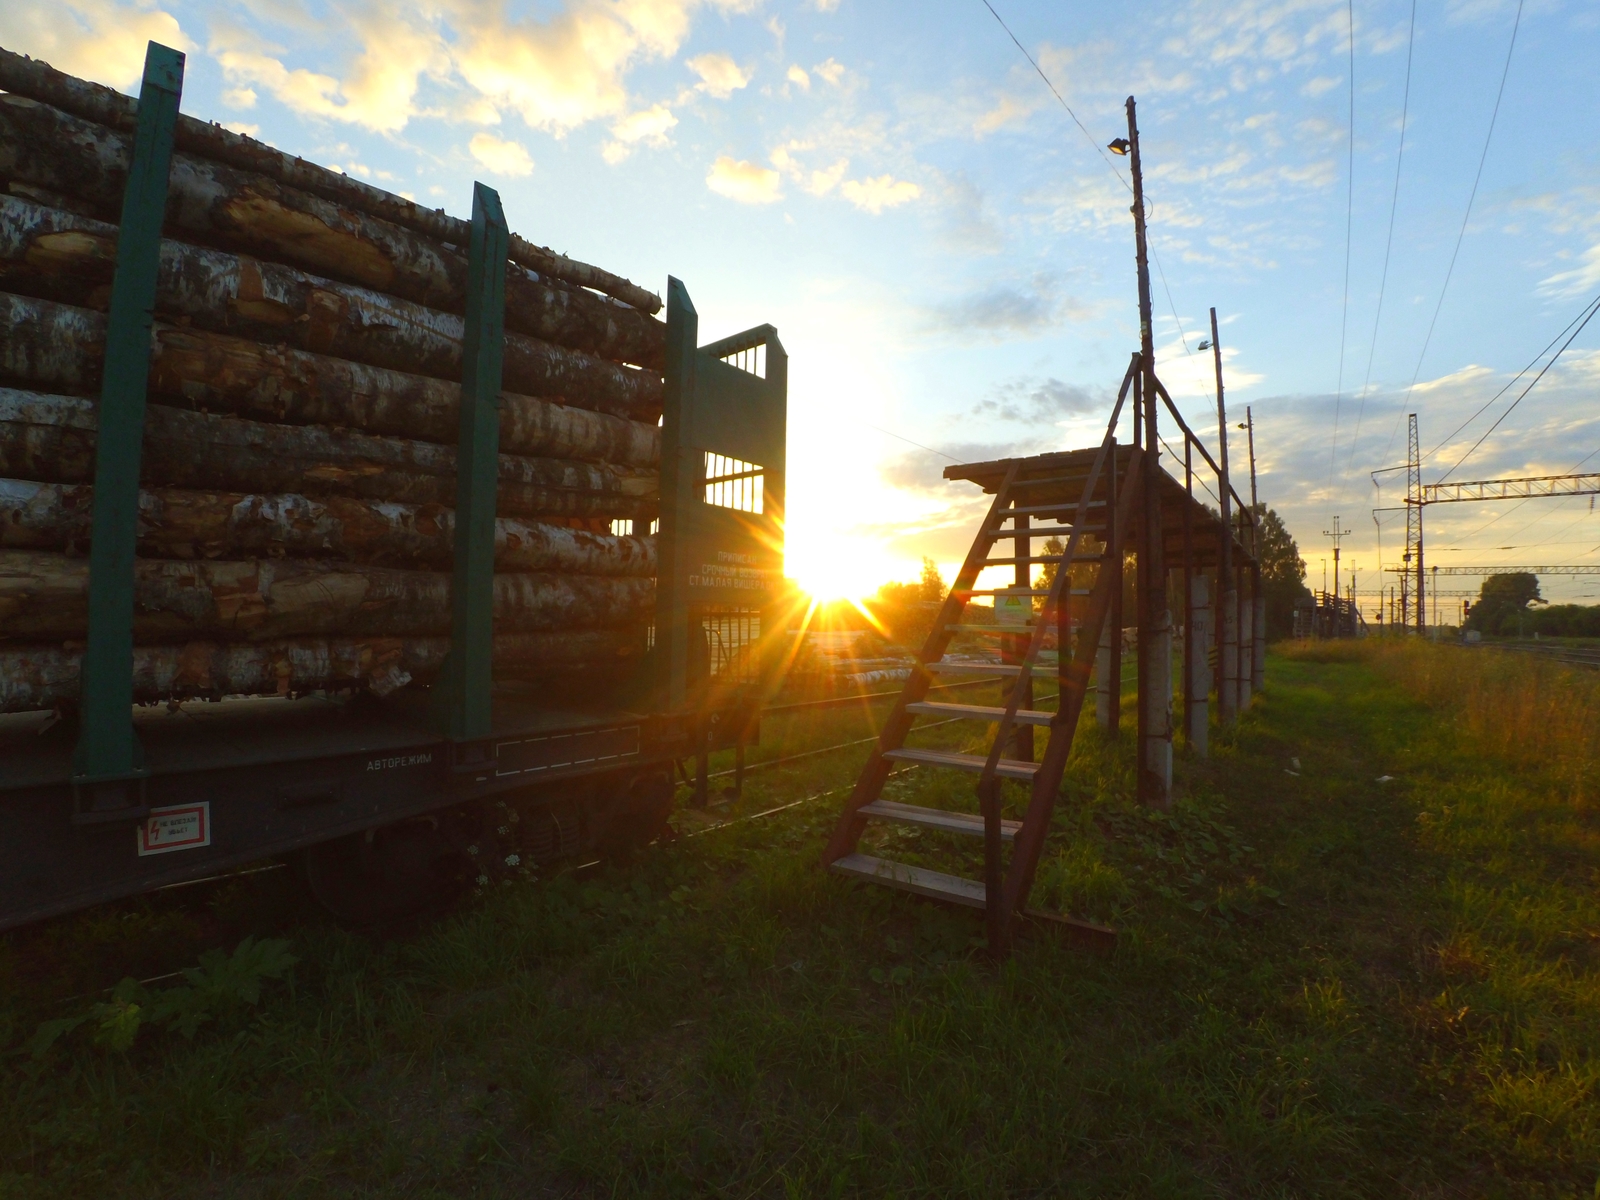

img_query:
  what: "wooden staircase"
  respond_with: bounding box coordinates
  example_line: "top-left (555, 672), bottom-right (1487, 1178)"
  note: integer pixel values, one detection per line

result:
top-left (821, 370), bottom-right (1142, 954)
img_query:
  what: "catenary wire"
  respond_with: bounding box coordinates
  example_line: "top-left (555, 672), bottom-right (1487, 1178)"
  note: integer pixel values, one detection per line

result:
top-left (1381, 0), bottom-right (1525, 465)
top-left (977, 0), bottom-right (1195, 356)
top-left (1347, 0), bottom-right (1416, 471)
top-left (1422, 290), bottom-right (1600, 465)
top-left (1329, 0), bottom-right (1356, 489)
top-left (1436, 296), bottom-right (1600, 483)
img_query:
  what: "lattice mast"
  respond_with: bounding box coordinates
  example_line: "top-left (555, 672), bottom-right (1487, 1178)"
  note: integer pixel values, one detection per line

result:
top-left (1405, 413), bottom-right (1424, 632)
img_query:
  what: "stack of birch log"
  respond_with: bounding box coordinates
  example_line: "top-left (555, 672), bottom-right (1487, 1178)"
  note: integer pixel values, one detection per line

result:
top-left (0, 49), bottom-right (664, 713)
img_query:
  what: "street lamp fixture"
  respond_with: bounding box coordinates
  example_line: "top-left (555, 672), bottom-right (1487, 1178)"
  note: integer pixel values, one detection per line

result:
top-left (1196, 339), bottom-right (1211, 350)
top-left (1107, 138), bottom-right (1130, 156)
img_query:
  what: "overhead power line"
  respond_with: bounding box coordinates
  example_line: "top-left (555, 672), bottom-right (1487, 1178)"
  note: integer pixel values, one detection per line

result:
top-left (1329, 0), bottom-right (1356, 490)
top-left (977, 0), bottom-right (1196, 357)
top-left (1437, 294), bottom-right (1600, 483)
top-left (1347, 0), bottom-right (1416, 471)
top-left (1423, 289), bottom-right (1600, 465)
top-left (1384, 0), bottom-right (1524, 462)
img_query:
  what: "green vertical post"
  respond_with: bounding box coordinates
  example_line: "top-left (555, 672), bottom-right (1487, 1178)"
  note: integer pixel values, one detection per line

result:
top-left (72, 42), bottom-right (184, 806)
top-left (434, 182), bottom-right (508, 741)
top-left (656, 277), bottom-right (699, 712)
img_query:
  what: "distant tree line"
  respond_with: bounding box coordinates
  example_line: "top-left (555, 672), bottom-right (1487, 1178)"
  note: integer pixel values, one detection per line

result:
top-left (1465, 572), bottom-right (1600, 637)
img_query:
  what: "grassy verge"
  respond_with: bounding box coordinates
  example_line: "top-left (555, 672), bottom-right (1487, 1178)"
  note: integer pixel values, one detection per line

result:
top-left (2, 648), bottom-right (1597, 1197)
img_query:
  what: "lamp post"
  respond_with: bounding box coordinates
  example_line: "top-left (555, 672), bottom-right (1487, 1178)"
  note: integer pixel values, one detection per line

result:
top-left (1111, 99), bottom-right (1170, 809)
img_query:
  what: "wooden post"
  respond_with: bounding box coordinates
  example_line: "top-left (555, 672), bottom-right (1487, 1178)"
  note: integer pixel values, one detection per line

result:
top-left (1102, 439), bottom-right (1122, 735)
top-left (1127, 96), bottom-right (1170, 807)
top-left (1007, 512), bottom-right (1034, 761)
top-left (1182, 439), bottom-right (1199, 752)
top-left (72, 43), bottom-right (183, 821)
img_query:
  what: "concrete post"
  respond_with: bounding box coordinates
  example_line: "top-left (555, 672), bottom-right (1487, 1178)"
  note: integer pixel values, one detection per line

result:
top-left (1096, 619), bottom-right (1113, 731)
top-left (1147, 603), bottom-right (1174, 793)
top-left (1237, 569), bottom-right (1253, 709)
top-left (1252, 589), bottom-right (1267, 694)
top-left (1186, 573), bottom-right (1210, 756)
top-left (1219, 581), bottom-right (1239, 723)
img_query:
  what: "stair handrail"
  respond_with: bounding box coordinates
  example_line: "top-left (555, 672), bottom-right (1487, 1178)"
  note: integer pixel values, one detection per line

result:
top-left (975, 352), bottom-right (1140, 789)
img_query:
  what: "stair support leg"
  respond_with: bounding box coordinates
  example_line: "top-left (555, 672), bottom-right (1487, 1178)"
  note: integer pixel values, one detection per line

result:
top-left (820, 471), bottom-right (1018, 866)
top-left (981, 777), bottom-right (1007, 956)
top-left (1002, 449), bottom-right (1144, 915)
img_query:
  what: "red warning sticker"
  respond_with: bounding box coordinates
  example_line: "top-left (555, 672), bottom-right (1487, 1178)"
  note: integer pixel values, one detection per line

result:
top-left (137, 802), bottom-right (211, 857)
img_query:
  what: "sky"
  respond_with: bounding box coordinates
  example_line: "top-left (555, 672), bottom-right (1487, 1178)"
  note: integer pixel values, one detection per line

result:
top-left (4, 0), bottom-right (1599, 612)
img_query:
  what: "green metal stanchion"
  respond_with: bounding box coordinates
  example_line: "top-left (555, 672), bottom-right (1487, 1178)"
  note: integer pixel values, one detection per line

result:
top-left (655, 277), bottom-right (700, 712)
top-left (72, 42), bottom-right (184, 823)
top-left (432, 182), bottom-right (508, 743)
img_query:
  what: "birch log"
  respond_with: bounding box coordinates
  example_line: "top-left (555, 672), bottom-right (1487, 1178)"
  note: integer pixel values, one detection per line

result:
top-left (0, 47), bottom-right (662, 314)
top-left (0, 630), bottom-right (645, 713)
top-left (0, 479), bottom-right (657, 574)
top-left (0, 550), bottom-right (652, 641)
top-left (0, 292), bottom-right (659, 466)
top-left (0, 390), bottom-right (658, 520)
top-left (0, 95), bottom-right (665, 367)
top-left (0, 196), bottom-right (663, 419)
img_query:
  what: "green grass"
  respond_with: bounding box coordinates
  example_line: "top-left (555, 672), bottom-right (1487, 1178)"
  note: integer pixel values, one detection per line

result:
top-left (2, 651), bottom-right (1598, 1197)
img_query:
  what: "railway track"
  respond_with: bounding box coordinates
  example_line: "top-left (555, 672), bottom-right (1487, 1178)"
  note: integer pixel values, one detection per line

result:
top-left (1476, 640), bottom-right (1600, 670)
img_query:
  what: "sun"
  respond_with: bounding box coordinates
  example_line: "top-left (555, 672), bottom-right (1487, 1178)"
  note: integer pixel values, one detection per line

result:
top-left (785, 535), bottom-right (891, 604)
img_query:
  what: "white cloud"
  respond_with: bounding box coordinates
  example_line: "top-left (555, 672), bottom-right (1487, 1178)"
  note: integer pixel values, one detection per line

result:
top-left (212, 11), bottom-right (446, 134)
top-left (687, 52), bottom-right (751, 98)
top-left (1302, 74), bottom-right (1342, 97)
top-left (973, 93), bottom-right (1039, 136)
top-left (786, 64), bottom-right (810, 90)
top-left (841, 174), bottom-right (921, 214)
top-left (602, 103), bottom-right (678, 162)
top-left (813, 57), bottom-right (845, 85)
top-left (469, 132), bottom-right (534, 176)
top-left (205, 0), bottom-right (756, 137)
top-left (812, 0), bottom-right (841, 10)
top-left (707, 155), bottom-right (783, 204)
top-left (807, 159), bottom-right (848, 196)
top-left (224, 121), bottom-right (262, 137)
top-left (222, 86), bottom-right (258, 110)
top-left (1540, 243), bottom-right (1600, 298)
top-left (0, 0), bottom-right (192, 90)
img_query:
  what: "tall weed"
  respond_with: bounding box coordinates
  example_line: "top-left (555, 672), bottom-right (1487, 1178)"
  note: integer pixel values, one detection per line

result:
top-left (1282, 638), bottom-right (1600, 801)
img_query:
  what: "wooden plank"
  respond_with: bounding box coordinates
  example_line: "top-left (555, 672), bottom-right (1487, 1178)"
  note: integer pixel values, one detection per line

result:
top-left (828, 854), bottom-right (986, 909)
top-left (858, 800), bottom-right (1019, 839)
top-left (1021, 908), bottom-right (1118, 953)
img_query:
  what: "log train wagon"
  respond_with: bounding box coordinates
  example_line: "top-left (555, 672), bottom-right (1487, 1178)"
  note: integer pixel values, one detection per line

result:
top-left (0, 44), bottom-right (788, 928)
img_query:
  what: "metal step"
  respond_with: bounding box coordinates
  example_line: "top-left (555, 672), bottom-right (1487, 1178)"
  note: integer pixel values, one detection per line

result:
top-left (858, 799), bottom-right (1020, 839)
top-left (987, 524), bottom-right (1106, 536)
top-left (923, 660), bottom-right (1022, 676)
top-left (828, 853), bottom-right (987, 908)
top-left (955, 588), bottom-right (1057, 597)
top-left (907, 701), bottom-right (1055, 725)
top-left (983, 554), bottom-right (1104, 567)
top-left (882, 747), bottom-right (1040, 780)
top-left (997, 501), bottom-right (1107, 517)
top-left (1009, 473), bottom-right (1093, 489)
